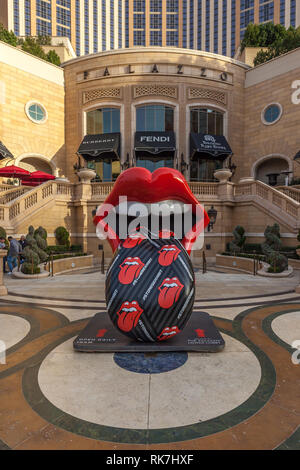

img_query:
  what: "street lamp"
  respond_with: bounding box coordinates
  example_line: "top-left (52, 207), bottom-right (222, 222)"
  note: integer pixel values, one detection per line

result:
top-left (207, 206), bottom-right (217, 232)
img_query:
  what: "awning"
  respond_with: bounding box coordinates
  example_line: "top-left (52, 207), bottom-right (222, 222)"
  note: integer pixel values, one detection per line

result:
top-left (190, 133), bottom-right (232, 160)
top-left (0, 141), bottom-right (14, 160)
top-left (134, 131), bottom-right (176, 158)
top-left (77, 133), bottom-right (120, 161)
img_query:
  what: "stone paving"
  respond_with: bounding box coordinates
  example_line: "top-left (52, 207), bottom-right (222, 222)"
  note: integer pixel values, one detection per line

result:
top-left (0, 269), bottom-right (299, 450)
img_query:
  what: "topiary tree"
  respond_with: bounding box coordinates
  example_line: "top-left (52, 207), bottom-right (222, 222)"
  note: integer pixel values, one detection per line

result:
top-left (261, 223), bottom-right (288, 273)
top-left (228, 226), bottom-right (246, 254)
top-left (55, 226), bottom-right (70, 248)
top-left (21, 225), bottom-right (49, 274)
top-left (0, 227), bottom-right (6, 239)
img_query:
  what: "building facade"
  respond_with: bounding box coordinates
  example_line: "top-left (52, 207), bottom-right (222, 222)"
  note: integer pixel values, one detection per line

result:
top-left (0, 40), bottom-right (300, 258)
top-left (2, 0), bottom-right (300, 58)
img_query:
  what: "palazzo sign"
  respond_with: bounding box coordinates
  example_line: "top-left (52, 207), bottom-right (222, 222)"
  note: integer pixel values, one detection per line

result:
top-left (79, 63), bottom-right (233, 85)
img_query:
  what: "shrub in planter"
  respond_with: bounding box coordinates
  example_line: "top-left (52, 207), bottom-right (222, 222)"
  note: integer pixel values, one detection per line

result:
top-left (55, 226), bottom-right (70, 247)
top-left (228, 226), bottom-right (246, 254)
top-left (261, 224), bottom-right (288, 273)
top-left (0, 227), bottom-right (7, 239)
top-left (21, 225), bottom-right (48, 274)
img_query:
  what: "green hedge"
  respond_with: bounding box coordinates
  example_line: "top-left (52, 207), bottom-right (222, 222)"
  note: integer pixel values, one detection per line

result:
top-left (46, 244), bottom-right (82, 254)
top-left (222, 252), bottom-right (266, 261)
top-left (49, 253), bottom-right (87, 261)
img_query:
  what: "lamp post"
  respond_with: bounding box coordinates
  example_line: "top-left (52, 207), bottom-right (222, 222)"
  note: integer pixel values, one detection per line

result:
top-left (207, 206), bottom-right (217, 232)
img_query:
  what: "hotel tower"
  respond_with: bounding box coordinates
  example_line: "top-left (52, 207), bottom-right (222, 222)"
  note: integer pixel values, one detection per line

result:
top-left (1, 1), bottom-right (300, 57)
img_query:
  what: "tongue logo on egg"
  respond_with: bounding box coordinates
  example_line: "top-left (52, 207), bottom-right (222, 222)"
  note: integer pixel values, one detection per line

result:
top-left (118, 257), bottom-right (145, 284)
top-left (158, 244), bottom-right (181, 266)
top-left (157, 326), bottom-right (180, 341)
top-left (117, 301), bottom-right (143, 332)
top-left (158, 277), bottom-right (184, 309)
top-left (122, 234), bottom-right (146, 248)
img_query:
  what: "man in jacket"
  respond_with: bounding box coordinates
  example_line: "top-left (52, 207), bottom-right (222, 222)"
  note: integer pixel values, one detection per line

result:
top-left (7, 236), bottom-right (21, 274)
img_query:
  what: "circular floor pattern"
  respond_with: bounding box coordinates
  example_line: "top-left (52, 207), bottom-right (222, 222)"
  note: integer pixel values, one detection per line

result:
top-left (0, 314), bottom-right (31, 350)
top-left (38, 334), bottom-right (261, 430)
top-left (271, 311), bottom-right (300, 347)
top-left (114, 352), bottom-right (188, 374)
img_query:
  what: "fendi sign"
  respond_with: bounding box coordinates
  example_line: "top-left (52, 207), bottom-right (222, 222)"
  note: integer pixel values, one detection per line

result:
top-left (78, 63), bottom-right (233, 85)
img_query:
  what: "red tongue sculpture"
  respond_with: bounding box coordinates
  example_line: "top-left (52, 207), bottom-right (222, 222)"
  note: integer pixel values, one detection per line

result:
top-left (98, 168), bottom-right (209, 343)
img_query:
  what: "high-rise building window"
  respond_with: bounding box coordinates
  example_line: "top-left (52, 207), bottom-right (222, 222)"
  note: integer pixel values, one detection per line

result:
top-left (205, 0), bottom-right (210, 51)
top-left (134, 30), bottom-right (145, 45)
top-left (94, 0), bottom-right (98, 52)
top-left (14, 0), bottom-right (20, 36)
top-left (110, 0), bottom-right (114, 49)
top-left (166, 0), bottom-right (177, 12)
top-left (291, 0), bottom-right (296, 27)
top-left (125, 0), bottom-right (129, 47)
top-left (37, 18), bottom-right (51, 35)
top-left (150, 14), bottom-right (161, 29)
top-left (280, 0), bottom-right (285, 25)
top-left (259, 0), bottom-right (274, 23)
top-left (197, 0), bottom-right (202, 50)
top-left (57, 25), bottom-right (71, 38)
top-left (57, 0), bottom-right (71, 7)
top-left (36, 0), bottom-right (51, 20)
top-left (240, 0), bottom-right (254, 40)
top-left (76, 0), bottom-right (80, 56)
top-left (84, 0), bottom-right (89, 54)
top-left (150, 30), bottom-right (162, 45)
top-left (182, 0), bottom-right (187, 48)
top-left (150, 0), bottom-right (162, 13)
top-left (231, 0), bottom-right (236, 57)
top-left (222, 0), bottom-right (227, 55)
top-left (102, 0), bottom-right (106, 51)
top-left (118, 0), bottom-right (122, 48)
top-left (166, 30), bottom-right (178, 46)
top-left (25, 0), bottom-right (31, 36)
top-left (214, 0), bottom-right (218, 53)
top-left (57, 6), bottom-right (70, 26)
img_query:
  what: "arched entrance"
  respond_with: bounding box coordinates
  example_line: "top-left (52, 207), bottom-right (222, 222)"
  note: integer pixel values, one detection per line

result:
top-left (253, 155), bottom-right (292, 186)
top-left (15, 154), bottom-right (58, 176)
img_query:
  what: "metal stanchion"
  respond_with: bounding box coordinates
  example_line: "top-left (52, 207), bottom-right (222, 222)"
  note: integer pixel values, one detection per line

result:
top-left (17, 254), bottom-right (20, 272)
top-left (51, 253), bottom-right (54, 277)
top-left (202, 251), bottom-right (207, 274)
top-left (101, 250), bottom-right (105, 274)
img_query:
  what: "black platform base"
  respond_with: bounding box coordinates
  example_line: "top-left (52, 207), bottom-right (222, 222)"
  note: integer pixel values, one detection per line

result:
top-left (73, 311), bottom-right (225, 353)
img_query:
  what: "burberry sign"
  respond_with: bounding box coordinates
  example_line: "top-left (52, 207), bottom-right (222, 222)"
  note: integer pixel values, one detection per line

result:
top-left (79, 63), bottom-right (233, 84)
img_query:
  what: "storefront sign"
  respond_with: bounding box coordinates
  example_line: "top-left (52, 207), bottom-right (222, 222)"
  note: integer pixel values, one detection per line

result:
top-left (79, 63), bottom-right (233, 84)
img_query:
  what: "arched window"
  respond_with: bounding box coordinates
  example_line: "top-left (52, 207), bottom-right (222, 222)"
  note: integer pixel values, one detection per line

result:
top-left (190, 108), bottom-right (224, 135)
top-left (86, 107), bottom-right (120, 134)
top-left (85, 107), bottom-right (121, 182)
top-left (136, 105), bottom-right (174, 132)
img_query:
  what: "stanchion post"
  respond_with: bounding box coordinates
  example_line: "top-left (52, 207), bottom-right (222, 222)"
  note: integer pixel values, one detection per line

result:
top-left (51, 253), bottom-right (54, 277)
top-left (101, 250), bottom-right (105, 274)
top-left (0, 249), bottom-right (8, 295)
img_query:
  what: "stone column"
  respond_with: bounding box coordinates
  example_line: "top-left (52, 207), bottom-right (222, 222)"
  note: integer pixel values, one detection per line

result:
top-left (74, 169), bottom-right (96, 253)
top-left (0, 250), bottom-right (8, 296)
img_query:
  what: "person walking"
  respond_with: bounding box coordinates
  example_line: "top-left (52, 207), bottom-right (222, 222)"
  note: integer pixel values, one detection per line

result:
top-left (0, 237), bottom-right (7, 273)
top-left (7, 236), bottom-right (21, 275)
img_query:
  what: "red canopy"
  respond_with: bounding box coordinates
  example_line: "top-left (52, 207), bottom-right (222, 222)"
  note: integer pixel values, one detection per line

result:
top-left (0, 165), bottom-right (31, 178)
top-left (21, 171), bottom-right (55, 182)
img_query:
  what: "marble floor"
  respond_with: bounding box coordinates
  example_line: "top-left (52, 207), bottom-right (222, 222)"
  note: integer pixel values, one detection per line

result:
top-left (0, 269), bottom-right (299, 450)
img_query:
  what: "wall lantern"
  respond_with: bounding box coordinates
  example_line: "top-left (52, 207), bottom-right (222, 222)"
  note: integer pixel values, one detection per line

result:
top-left (180, 153), bottom-right (188, 173)
top-left (122, 153), bottom-right (130, 171)
top-left (207, 205), bottom-right (217, 232)
top-left (294, 151), bottom-right (300, 165)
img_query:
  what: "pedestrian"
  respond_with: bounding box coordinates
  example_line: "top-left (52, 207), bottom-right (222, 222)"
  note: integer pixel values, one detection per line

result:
top-left (0, 237), bottom-right (7, 273)
top-left (7, 236), bottom-right (21, 275)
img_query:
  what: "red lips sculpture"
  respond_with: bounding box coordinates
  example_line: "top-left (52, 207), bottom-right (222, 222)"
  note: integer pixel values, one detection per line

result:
top-left (97, 168), bottom-right (209, 343)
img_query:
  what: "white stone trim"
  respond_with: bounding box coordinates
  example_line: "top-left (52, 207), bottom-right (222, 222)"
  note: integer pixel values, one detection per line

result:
top-left (0, 41), bottom-right (64, 86)
top-left (261, 102), bottom-right (283, 126)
